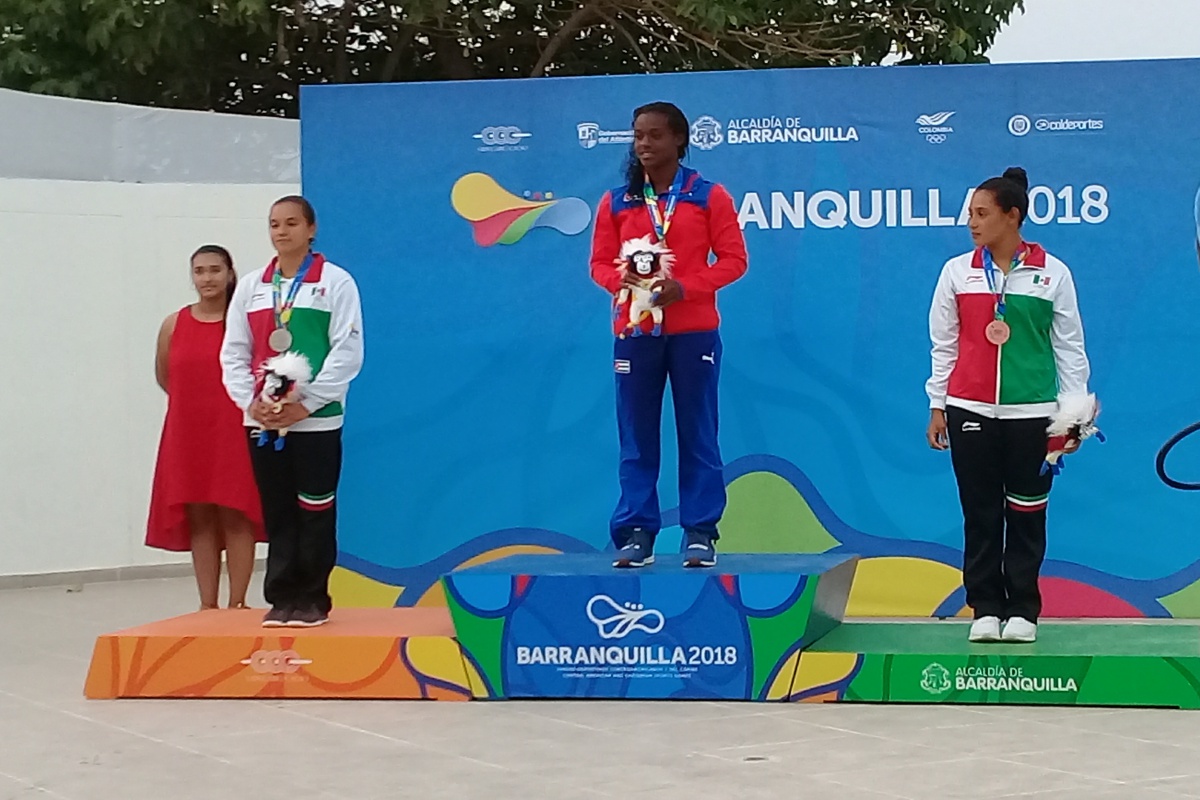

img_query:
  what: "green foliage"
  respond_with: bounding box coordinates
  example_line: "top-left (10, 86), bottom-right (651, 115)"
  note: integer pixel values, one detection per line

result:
top-left (0, 0), bottom-right (1023, 116)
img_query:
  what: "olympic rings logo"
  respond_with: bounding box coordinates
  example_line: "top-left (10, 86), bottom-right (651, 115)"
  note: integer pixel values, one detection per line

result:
top-left (925, 133), bottom-right (947, 144)
top-left (239, 649), bottom-right (312, 674)
top-left (474, 126), bottom-right (532, 147)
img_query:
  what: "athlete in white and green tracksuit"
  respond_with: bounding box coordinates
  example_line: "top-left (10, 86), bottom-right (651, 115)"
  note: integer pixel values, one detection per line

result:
top-left (926, 168), bottom-right (1091, 642)
top-left (927, 242), bottom-right (1090, 417)
top-left (221, 197), bottom-right (364, 628)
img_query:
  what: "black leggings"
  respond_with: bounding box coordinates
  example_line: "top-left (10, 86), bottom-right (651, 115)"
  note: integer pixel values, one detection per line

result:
top-left (248, 429), bottom-right (343, 613)
top-left (946, 407), bottom-right (1052, 622)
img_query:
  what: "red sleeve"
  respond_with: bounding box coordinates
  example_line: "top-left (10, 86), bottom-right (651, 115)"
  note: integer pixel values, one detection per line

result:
top-left (589, 192), bottom-right (624, 294)
top-left (676, 183), bottom-right (748, 296)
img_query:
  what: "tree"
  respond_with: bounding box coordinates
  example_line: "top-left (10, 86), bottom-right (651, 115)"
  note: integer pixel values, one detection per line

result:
top-left (0, 0), bottom-right (1024, 117)
top-left (0, 1), bottom-right (277, 110)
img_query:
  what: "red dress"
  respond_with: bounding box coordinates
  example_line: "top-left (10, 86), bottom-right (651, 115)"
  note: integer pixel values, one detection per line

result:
top-left (146, 307), bottom-right (265, 551)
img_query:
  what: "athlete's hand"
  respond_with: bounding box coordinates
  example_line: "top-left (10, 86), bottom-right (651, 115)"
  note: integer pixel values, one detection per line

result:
top-left (249, 400), bottom-right (274, 427)
top-left (927, 409), bottom-right (949, 451)
top-left (269, 403), bottom-right (310, 429)
top-left (650, 279), bottom-right (684, 308)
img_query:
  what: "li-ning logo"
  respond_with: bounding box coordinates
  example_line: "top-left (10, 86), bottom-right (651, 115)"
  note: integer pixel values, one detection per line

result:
top-left (962, 421), bottom-right (982, 432)
top-left (921, 662), bottom-right (952, 695)
top-left (240, 649), bottom-right (312, 674)
top-left (916, 111), bottom-right (955, 144)
top-left (586, 595), bottom-right (665, 639)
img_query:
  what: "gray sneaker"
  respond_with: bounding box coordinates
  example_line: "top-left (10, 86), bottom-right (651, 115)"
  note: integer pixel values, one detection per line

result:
top-left (287, 606), bottom-right (329, 628)
top-left (613, 528), bottom-right (655, 568)
top-left (261, 607), bottom-right (290, 628)
top-left (682, 531), bottom-right (717, 568)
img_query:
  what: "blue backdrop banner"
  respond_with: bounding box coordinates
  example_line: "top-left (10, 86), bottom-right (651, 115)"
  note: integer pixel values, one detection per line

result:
top-left (301, 58), bottom-right (1200, 618)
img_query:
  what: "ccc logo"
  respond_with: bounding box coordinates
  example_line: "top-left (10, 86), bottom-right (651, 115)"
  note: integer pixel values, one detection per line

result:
top-left (240, 649), bottom-right (312, 674)
top-left (476, 126), bottom-right (529, 146)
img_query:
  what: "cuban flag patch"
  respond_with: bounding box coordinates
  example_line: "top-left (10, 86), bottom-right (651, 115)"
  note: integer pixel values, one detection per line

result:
top-left (614, 359), bottom-right (631, 374)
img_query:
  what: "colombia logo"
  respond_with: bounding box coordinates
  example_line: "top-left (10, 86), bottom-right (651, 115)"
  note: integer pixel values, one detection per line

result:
top-left (451, 172), bottom-right (591, 246)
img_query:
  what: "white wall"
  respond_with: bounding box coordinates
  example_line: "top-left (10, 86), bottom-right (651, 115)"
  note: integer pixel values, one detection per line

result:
top-left (0, 179), bottom-right (298, 576)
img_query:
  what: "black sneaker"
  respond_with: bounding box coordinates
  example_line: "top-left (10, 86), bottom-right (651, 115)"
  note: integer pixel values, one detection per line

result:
top-left (682, 530), bottom-right (717, 568)
top-left (287, 606), bottom-right (329, 627)
top-left (613, 528), bottom-right (655, 568)
top-left (262, 607), bottom-right (290, 627)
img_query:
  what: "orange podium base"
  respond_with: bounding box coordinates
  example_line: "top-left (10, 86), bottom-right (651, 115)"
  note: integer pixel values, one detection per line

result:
top-left (84, 608), bottom-right (473, 700)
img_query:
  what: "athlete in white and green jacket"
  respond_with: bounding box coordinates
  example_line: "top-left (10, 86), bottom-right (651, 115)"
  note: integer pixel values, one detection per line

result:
top-left (220, 196), bottom-right (364, 629)
top-left (925, 167), bottom-right (1092, 645)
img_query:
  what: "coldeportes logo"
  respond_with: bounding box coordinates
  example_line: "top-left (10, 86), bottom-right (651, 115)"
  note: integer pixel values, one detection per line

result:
top-left (240, 649), bottom-right (312, 675)
top-left (916, 111), bottom-right (955, 144)
top-left (586, 594), bottom-right (665, 640)
top-left (451, 173), bottom-right (591, 247)
top-left (920, 662), bottom-right (952, 695)
top-left (1008, 114), bottom-right (1032, 136)
top-left (1009, 113), bottom-right (1103, 136)
top-left (1034, 116), bottom-right (1104, 133)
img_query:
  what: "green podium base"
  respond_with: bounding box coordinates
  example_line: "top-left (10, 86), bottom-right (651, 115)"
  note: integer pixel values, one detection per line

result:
top-left (792, 620), bottom-right (1200, 708)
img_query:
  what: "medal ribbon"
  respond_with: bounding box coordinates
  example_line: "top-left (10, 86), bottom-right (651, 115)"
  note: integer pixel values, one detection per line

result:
top-left (642, 168), bottom-right (685, 242)
top-left (981, 245), bottom-right (1027, 321)
top-left (272, 253), bottom-right (314, 330)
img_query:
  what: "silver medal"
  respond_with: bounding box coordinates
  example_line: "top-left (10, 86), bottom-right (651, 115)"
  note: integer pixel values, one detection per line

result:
top-left (268, 328), bottom-right (293, 351)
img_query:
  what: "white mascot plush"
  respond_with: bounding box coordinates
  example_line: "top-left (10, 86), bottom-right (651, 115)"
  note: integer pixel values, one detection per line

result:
top-left (1042, 393), bottom-right (1105, 475)
top-left (615, 235), bottom-right (675, 339)
top-left (254, 351), bottom-right (313, 450)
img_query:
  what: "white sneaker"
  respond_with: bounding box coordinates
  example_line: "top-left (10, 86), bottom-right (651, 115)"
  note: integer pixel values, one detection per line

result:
top-left (1002, 617), bottom-right (1038, 643)
top-left (968, 616), bottom-right (1002, 642)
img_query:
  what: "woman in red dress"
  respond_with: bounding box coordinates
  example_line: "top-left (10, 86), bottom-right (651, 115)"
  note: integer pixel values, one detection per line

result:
top-left (147, 245), bottom-right (265, 610)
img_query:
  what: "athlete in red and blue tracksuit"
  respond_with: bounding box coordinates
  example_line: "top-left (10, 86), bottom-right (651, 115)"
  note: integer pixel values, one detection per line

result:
top-left (589, 102), bottom-right (748, 568)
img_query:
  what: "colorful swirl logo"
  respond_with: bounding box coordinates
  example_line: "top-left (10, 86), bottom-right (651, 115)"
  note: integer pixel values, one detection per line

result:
top-left (451, 172), bottom-right (591, 247)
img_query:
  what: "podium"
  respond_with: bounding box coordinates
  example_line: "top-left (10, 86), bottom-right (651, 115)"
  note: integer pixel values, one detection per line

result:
top-left (442, 553), bottom-right (859, 700)
top-left (793, 620), bottom-right (1200, 708)
top-left (84, 608), bottom-right (471, 700)
top-left (83, 563), bottom-right (1200, 708)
